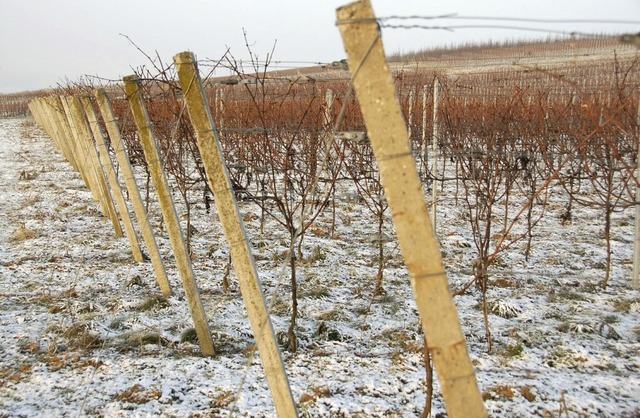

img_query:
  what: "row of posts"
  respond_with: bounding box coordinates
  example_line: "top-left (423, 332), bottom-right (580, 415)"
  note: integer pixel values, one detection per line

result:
top-left (29, 52), bottom-right (297, 417)
top-left (27, 39), bottom-right (484, 416)
top-left (27, 35), bottom-right (640, 418)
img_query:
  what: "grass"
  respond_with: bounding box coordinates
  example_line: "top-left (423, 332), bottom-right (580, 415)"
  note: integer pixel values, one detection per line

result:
top-left (613, 297), bottom-right (640, 313)
top-left (501, 342), bottom-right (524, 357)
top-left (114, 384), bottom-right (162, 404)
top-left (62, 322), bottom-right (104, 350)
top-left (180, 328), bottom-right (198, 344)
top-left (10, 223), bottom-right (37, 242)
top-left (135, 294), bottom-right (170, 312)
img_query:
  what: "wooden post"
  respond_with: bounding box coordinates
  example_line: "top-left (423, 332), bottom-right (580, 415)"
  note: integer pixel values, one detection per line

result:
top-left (336, 2), bottom-right (486, 417)
top-left (62, 95), bottom-right (123, 237)
top-left (80, 95), bottom-right (144, 262)
top-left (407, 86), bottom-right (415, 141)
top-left (324, 89), bottom-right (334, 129)
top-left (123, 75), bottom-right (215, 356)
top-left (173, 51), bottom-right (298, 418)
top-left (67, 95), bottom-right (123, 237)
top-left (421, 84), bottom-right (428, 177)
top-left (94, 88), bottom-right (172, 296)
top-left (60, 96), bottom-right (104, 201)
top-left (633, 95), bottom-right (640, 289)
top-left (57, 96), bottom-right (92, 188)
top-left (431, 77), bottom-right (440, 230)
top-left (43, 96), bottom-right (77, 171)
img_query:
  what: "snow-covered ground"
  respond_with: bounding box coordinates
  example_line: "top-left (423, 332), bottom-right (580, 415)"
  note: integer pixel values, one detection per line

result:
top-left (0, 116), bottom-right (639, 417)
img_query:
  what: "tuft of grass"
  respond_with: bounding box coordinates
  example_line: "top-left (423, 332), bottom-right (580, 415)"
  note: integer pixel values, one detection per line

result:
top-left (302, 286), bottom-right (330, 299)
top-left (63, 322), bottom-right (104, 350)
top-left (613, 297), bottom-right (640, 313)
top-left (520, 386), bottom-right (536, 402)
top-left (11, 224), bottom-right (37, 242)
top-left (180, 328), bottom-right (198, 344)
top-left (315, 308), bottom-right (344, 321)
top-left (42, 353), bottom-right (103, 372)
top-left (114, 384), bottom-right (162, 404)
top-left (556, 289), bottom-right (590, 302)
top-left (489, 300), bottom-right (522, 319)
top-left (299, 386), bottom-right (332, 405)
top-left (115, 330), bottom-right (173, 351)
top-left (483, 384), bottom-right (516, 401)
top-left (501, 342), bottom-right (524, 357)
top-left (268, 296), bottom-right (290, 315)
top-left (134, 295), bottom-right (169, 312)
top-left (305, 245), bottom-right (326, 264)
top-left (210, 390), bottom-right (235, 408)
top-left (314, 322), bottom-right (343, 342)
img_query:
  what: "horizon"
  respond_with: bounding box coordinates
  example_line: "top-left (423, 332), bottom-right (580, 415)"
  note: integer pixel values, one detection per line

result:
top-left (1, 0), bottom-right (639, 94)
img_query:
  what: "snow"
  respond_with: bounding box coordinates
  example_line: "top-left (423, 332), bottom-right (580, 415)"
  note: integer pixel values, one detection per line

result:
top-left (0, 116), bottom-right (639, 417)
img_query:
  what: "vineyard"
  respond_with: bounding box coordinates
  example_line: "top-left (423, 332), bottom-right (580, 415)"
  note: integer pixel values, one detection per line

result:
top-left (2, 3), bottom-right (640, 417)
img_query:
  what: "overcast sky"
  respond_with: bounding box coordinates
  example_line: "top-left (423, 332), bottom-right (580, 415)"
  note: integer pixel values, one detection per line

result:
top-left (1, 0), bottom-right (639, 93)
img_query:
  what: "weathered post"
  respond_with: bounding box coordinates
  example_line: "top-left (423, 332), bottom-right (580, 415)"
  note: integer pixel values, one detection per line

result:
top-left (431, 77), bottom-right (440, 230)
top-left (94, 88), bottom-right (172, 296)
top-left (80, 95), bottom-right (144, 262)
top-left (336, 1), bottom-right (486, 417)
top-left (124, 75), bottom-right (215, 356)
top-left (58, 96), bottom-right (94, 191)
top-left (63, 95), bottom-right (123, 237)
top-left (421, 84), bottom-right (428, 177)
top-left (173, 51), bottom-right (298, 418)
top-left (43, 96), bottom-right (78, 171)
top-left (633, 96), bottom-right (640, 289)
top-left (407, 86), bottom-right (415, 140)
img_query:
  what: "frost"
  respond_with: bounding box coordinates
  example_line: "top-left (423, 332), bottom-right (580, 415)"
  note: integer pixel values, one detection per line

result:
top-left (489, 299), bottom-right (522, 319)
top-left (1, 118), bottom-right (639, 417)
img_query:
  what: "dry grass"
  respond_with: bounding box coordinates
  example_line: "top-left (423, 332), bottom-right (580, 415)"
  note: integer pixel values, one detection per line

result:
top-left (135, 294), bottom-right (170, 312)
top-left (114, 384), bottom-right (162, 404)
top-left (210, 390), bottom-right (235, 408)
top-left (42, 353), bottom-right (104, 372)
top-left (11, 223), bottom-right (37, 242)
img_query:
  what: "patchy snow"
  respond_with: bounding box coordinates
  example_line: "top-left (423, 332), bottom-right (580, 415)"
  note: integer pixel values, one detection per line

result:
top-left (0, 117), bottom-right (639, 417)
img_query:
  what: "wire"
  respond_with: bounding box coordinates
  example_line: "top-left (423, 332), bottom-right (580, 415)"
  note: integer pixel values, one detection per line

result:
top-left (377, 15), bottom-right (640, 25)
top-left (337, 14), bottom-right (640, 38)
top-left (379, 24), bottom-right (600, 37)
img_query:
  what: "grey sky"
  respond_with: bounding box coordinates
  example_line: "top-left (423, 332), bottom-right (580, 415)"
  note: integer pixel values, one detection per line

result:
top-left (1, 0), bottom-right (639, 93)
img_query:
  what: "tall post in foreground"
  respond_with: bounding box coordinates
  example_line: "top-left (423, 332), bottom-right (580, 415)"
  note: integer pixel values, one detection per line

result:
top-left (94, 88), bottom-right (172, 296)
top-left (336, 1), bottom-right (486, 417)
top-left (633, 96), bottom-right (640, 289)
top-left (174, 51), bottom-right (298, 418)
top-left (124, 75), bottom-right (215, 356)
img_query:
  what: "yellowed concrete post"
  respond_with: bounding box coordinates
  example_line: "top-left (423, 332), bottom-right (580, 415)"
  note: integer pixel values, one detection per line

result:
top-left (56, 96), bottom-right (91, 186)
top-left (633, 95), bottom-right (640, 289)
top-left (336, 2), bottom-right (486, 417)
top-left (94, 88), bottom-right (172, 296)
top-left (123, 75), bottom-right (215, 356)
top-left (60, 96), bottom-right (111, 212)
top-left (174, 51), bottom-right (298, 418)
top-left (431, 77), bottom-right (440, 230)
top-left (65, 95), bottom-right (123, 237)
top-left (48, 96), bottom-right (80, 172)
top-left (41, 97), bottom-right (77, 170)
top-left (80, 95), bottom-right (144, 262)
top-left (37, 98), bottom-right (57, 142)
